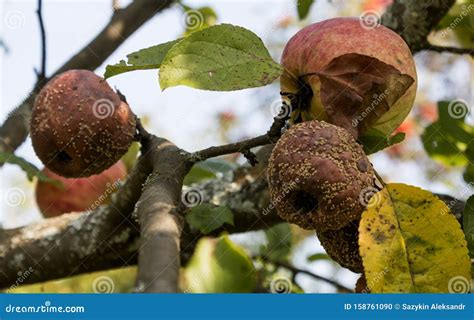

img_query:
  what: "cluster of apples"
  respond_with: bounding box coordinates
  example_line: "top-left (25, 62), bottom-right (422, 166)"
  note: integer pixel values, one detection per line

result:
top-left (268, 18), bottom-right (417, 272)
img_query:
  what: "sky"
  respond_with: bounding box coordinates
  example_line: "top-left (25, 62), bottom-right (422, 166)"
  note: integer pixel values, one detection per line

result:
top-left (0, 0), bottom-right (472, 292)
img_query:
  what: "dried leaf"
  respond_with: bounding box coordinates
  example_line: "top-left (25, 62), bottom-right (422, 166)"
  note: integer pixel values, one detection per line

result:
top-left (313, 53), bottom-right (414, 138)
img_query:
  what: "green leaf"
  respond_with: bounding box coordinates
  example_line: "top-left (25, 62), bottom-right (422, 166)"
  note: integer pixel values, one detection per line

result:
top-left (297, 0), bottom-right (314, 20)
top-left (104, 40), bottom-right (181, 79)
top-left (307, 253), bottom-right (331, 262)
top-left (435, 1), bottom-right (474, 30)
top-left (181, 5), bottom-right (218, 35)
top-left (186, 204), bottom-right (234, 234)
top-left (421, 101), bottom-right (473, 167)
top-left (422, 122), bottom-right (468, 166)
top-left (263, 223), bottom-right (292, 261)
top-left (159, 24), bottom-right (283, 91)
top-left (464, 195), bottom-right (474, 258)
top-left (359, 183), bottom-right (471, 293)
top-left (434, 0), bottom-right (474, 46)
top-left (358, 128), bottom-right (405, 154)
top-left (437, 101), bottom-right (472, 144)
top-left (464, 163), bottom-right (474, 184)
top-left (0, 152), bottom-right (62, 188)
top-left (183, 159), bottom-right (236, 185)
top-left (182, 235), bottom-right (256, 292)
top-left (183, 165), bottom-right (216, 186)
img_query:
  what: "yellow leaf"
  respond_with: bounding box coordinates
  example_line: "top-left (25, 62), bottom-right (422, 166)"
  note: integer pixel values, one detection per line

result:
top-left (359, 183), bottom-right (471, 293)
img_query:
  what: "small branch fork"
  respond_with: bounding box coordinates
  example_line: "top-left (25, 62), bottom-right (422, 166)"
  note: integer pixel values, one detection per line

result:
top-left (189, 105), bottom-right (289, 165)
top-left (132, 107), bottom-right (288, 292)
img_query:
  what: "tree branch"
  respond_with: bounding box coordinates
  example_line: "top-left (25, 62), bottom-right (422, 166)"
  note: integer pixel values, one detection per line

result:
top-left (422, 45), bottom-right (474, 56)
top-left (0, 0), bottom-right (175, 155)
top-left (189, 108), bottom-right (289, 163)
top-left (0, 150), bottom-right (466, 289)
top-left (0, 152), bottom-right (282, 289)
top-left (266, 259), bottom-right (353, 293)
top-left (0, 154), bottom-right (151, 288)
top-left (134, 136), bottom-right (191, 293)
top-left (381, 0), bottom-right (456, 53)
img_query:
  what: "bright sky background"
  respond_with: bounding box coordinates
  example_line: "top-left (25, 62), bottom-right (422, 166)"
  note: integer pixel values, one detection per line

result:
top-left (0, 0), bottom-right (472, 292)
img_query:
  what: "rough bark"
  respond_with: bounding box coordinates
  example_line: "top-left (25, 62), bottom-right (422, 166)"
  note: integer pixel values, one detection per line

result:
top-left (0, 157), bottom-right (151, 288)
top-left (134, 137), bottom-right (191, 293)
top-left (382, 0), bottom-right (456, 53)
top-left (0, 160), bottom-right (281, 289)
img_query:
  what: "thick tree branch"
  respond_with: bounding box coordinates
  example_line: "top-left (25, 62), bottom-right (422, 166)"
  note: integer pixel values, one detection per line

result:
top-left (0, 151), bottom-right (466, 289)
top-left (134, 136), bottom-right (191, 293)
top-left (381, 0), bottom-right (456, 53)
top-left (0, 155), bottom-right (151, 288)
top-left (0, 0), bottom-right (175, 155)
top-left (0, 155), bottom-right (282, 289)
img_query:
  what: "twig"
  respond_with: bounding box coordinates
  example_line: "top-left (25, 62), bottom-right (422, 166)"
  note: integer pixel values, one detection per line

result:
top-left (266, 259), bottom-right (353, 293)
top-left (189, 104), bottom-right (289, 163)
top-left (374, 169), bottom-right (386, 188)
top-left (423, 45), bottom-right (474, 56)
top-left (35, 0), bottom-right (47, 81)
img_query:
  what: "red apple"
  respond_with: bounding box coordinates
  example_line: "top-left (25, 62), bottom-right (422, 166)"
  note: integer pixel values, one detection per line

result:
top-left (36, 160), bottom-right (127, 218)
top-left (280, 17), bottom-right (417, 136)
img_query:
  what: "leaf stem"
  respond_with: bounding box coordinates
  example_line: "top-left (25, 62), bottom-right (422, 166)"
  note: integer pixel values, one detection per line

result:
top-left (374, 169), bottom-right (386, 188)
